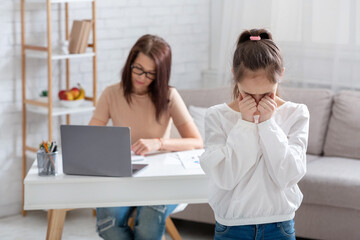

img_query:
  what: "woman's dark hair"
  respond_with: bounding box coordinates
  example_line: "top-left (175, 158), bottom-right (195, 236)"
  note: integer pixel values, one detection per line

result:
top-left (121, 34), bottom-right (172, 121)
top-left (232, 29), bottom-right (283, 98)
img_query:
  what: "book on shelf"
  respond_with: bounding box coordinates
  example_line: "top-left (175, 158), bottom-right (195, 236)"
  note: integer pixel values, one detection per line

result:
top-left (79, 20), bottom-right (93, 53)
top-left (68, 20), bottom-right (81, 53)
top-left (68, 20), bottom-right (92, 54)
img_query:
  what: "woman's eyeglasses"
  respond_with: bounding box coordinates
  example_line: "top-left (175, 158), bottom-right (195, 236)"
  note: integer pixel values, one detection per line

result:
top-left (131, 65), bottom-right (156, 80)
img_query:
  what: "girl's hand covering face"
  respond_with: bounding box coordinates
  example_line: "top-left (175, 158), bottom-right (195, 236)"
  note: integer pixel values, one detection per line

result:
top-left (257, 93), bottom-right (277, 123)
top-left (238, 92), bottom-right (277, 123)
top-left (238, 93), bottom-right (258, 122)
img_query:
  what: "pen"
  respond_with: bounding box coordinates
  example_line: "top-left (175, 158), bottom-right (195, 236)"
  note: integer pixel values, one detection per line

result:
top-left (50, 141), bottom-right (56, 152)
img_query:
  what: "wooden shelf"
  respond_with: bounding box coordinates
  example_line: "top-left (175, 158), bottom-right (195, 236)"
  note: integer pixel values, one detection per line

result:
top-left (25, 50), bottom-right (95, 60)
top-left (21, 0), bottom-right (97, 216)
top-left (26, 0), bottom-right (94, 3)
top-left (27, 101), bottom-right (95, 116)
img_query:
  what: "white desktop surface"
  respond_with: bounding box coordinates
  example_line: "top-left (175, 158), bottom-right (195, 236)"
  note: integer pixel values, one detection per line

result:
top-left (24, 149), bottom-right (209, 210)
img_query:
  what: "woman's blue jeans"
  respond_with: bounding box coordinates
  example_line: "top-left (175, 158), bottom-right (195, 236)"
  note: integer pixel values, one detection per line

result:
top-left (96, 205), bottom-right (178, 240)
top-left (214, 219), bottom-right (296, 240)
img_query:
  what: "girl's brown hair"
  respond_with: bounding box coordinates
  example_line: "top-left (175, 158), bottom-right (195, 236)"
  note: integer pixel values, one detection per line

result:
top-left (121, 34), bottom-right (172, 121)
top-left (232, 29), bottom-right (283, 98)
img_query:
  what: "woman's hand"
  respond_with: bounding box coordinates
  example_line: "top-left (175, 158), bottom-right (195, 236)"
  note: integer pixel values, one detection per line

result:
top-left (258, 94), bottom-right (277, 123)
top-left (238, 94), bottom-right (258, 122)
top-left (131, 138), bottom-right (162, 156)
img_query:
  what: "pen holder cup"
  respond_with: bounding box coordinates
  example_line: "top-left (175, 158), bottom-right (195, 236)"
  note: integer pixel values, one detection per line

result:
top-left (37, 151), bottom-right (58, 176)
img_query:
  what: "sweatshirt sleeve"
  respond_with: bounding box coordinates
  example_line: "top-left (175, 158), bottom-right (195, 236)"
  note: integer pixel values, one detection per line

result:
top-left (200, 107), bottom-right (261, 190)
top-left (258, 104), bottom-right (310, 190)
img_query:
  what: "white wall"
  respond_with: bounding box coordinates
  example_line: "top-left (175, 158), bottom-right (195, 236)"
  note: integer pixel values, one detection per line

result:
top-left (208, 0), bottom-right (360, 90)
top-left (0, 0), bottom-right (210, 218)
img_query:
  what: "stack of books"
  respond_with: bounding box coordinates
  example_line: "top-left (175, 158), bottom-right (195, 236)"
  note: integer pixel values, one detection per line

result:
top-left (68, 20), bottom-right (92, 54)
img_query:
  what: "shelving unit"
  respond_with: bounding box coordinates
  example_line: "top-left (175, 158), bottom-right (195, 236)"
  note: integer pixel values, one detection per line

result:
top-left (26, 50), bottom-right (96, 60)
top-left (21, 0), bottom-right (97, 216)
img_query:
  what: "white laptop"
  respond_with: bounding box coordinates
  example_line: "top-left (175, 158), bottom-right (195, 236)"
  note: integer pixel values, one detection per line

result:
top-left (60, 125), bottom-right (147, 177)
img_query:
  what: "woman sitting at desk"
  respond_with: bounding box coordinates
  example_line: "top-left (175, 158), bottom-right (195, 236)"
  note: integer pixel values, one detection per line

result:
top-left (89, 34), bottom-right (203, 240)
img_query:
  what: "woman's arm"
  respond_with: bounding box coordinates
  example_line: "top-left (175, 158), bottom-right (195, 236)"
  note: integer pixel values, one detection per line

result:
top-left (161, 120), bottom-right (203, 151)
top-left (162, 88), bottom-right (203, 151)
top-left (88, 86), bottom-right (110, 126)
top-left (88, 118), bottom-right (107, 126)
top-left (131, 121), bottom-right (203, 155)
top-left (132, 88), bottom-right (203, 155)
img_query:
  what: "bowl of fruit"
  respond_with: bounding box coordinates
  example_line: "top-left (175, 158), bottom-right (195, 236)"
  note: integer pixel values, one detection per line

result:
top-left (58, 84), bottom-right (85, 108)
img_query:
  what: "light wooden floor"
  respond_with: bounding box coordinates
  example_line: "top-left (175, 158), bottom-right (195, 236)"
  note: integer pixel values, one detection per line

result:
top-left (0, 209), bottom-right (214, 240)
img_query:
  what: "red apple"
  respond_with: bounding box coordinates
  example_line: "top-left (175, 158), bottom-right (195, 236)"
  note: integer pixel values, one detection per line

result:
top-left (58, 90), bottom-right (66, 100)
top-left (70, 87), bottom-right (80, 99)
top-left (64, 91), bottom-right (74, 100)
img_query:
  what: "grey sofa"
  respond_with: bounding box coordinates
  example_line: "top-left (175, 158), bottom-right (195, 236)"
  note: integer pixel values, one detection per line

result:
top-left (171, 87), bottom-right (360, 240)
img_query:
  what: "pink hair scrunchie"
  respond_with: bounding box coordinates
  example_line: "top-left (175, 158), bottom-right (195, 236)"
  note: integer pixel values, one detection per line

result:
top-left (250, 36), bottom-right (261, 41)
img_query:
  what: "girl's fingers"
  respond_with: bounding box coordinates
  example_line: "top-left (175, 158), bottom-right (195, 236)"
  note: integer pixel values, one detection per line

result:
top-left (258, 101), bottom-right (270, 111)
top-left (249, 105), bottom-right (258, 113)
top-left (239, 101), bottom-right (256, 112)
top-left (240, 95), bottom-right (251, 101)
top-left (264, 96), bottom-right (277, 109)
top-left (242, 96), bottom-right (255, 105)
top-left (260, 96), bottom-right (275, 107)
top-left (265, 95), bottom-right (277, 104)
top-left (260, 100), bottom-right (272, 111)
top-left (258, 104), bottom-right (266, 112)
top-left (246, 101), bottom-right (257, 109)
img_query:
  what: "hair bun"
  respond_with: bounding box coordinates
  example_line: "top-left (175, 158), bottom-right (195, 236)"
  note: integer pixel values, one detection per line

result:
top-left (237, 29), bottom-right (273, 46)
top-left (237, 30), bottom-right (252, 45)
top-left (258, 31), bottom-right (272, 40)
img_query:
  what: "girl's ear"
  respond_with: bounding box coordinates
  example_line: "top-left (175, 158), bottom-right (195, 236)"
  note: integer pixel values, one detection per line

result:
top-left (281, 67), bottom-right (285, 78)
top-left (237, 83), bottom-right (243, 101)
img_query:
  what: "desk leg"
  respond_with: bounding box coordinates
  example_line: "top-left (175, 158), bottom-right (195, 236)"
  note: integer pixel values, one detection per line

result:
top-left (46, 209), bottom-right (67, 240)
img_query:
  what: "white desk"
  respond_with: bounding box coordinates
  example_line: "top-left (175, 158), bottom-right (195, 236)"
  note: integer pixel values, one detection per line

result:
top-left (24, 150), bottom-right (209, 240)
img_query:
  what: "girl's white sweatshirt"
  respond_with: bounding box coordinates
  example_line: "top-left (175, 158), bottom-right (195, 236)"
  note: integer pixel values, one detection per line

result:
top-left (200, 102), bottom-right (309, 226)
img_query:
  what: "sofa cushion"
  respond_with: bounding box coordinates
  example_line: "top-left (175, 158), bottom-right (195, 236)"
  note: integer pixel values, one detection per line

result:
top-left (171, 203), bottom-right (215, 224)
top-left (280, 87), bottom-right (333, 155)
top-left (306, 154), bottom-right (321, 163)
top-left (299, 156), bottom-right (360, 211)
top-left (178, 87), bottom-right (232, 108)
top-left (323, 90), bottom-right (360, 160)
top-left (171, 105), bottom-right (207, 140)
top-left (189, 105), bottom-right (207, 140)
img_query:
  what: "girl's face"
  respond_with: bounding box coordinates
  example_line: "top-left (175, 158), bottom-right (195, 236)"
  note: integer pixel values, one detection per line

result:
top-left (131, 52), bottom-right (156, 94)
top-left (237, 69), bottom-right (278, 104)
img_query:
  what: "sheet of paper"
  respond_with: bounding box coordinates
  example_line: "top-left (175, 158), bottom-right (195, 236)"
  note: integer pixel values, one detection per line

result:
top-left (163, 154), bottom-right (182, 165)
top-left (177, 149), bottom-right (205, 169)
top-left (131, 151), bottom-right (145, 162)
